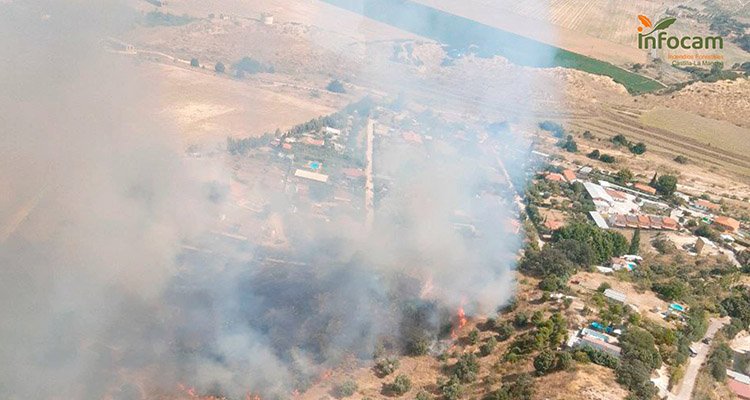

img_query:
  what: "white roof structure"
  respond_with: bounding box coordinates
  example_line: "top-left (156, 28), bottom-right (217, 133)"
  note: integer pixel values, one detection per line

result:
top-left (584, 182), bottom-right (614, 205)
top-left (728, 370), bottom-right (750, 384)
top-left (589, 211), bottom-right (609, 229)
top-left (603, 288), bottom-right (627, 303)
top-left (596, 266), bottom-right (614, 274)
top-left (294, 169), bottom-right (329, 183)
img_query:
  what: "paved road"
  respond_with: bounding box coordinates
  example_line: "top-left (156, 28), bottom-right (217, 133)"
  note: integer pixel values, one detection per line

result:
top-left (668, 317), bottom-right (729, 400)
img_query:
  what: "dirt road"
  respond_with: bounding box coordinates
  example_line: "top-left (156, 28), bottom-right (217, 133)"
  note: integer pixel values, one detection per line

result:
top-left (668, 317), bottom-right (730, 400)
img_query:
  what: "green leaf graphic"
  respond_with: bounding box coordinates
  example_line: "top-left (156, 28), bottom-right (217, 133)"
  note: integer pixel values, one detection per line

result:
top-left (652, 17), bottom-right (676, 31)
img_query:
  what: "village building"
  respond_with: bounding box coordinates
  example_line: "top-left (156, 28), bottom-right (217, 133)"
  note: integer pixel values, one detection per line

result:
top-left (562, 169), bottom-right (577, 183)
top-left (633, 182), bottom-right (657, 195)
top-left (714, 216), bottom-right (740, 233)
top-left (694, 199), bottom-right (721, 213)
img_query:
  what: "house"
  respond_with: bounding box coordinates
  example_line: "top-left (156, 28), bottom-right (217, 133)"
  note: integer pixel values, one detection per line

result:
top-left (695, 237), bottom-right (709, 255)
top-left (562, 169), bottom-right (577, 183)
top-left (610, 214), bottom-right (627, 228)
top-left (637, 215), bottom-right (651, 229)
top-left (605, 189), bottom-right (627, 202)
top-left (294, 169), bottom-right (329, 183)
top-left (302, 137), bottom-right (325, 147)
top-left (611, 257), bottom-right (637, 271)
top-left (714, 216), bottom-right (740, 233)
top-left (402, 131), bottom-right (423, 144)
top-left (633, 182), bottom-right (657, 195)
top-left (545, 173), bottom-right (566, 182)
top-left (662, 217), bottom-right (678, 230)
top-left (584, 182), bottom-right (615, 211)
top-left (341, 168), bottom-right (364, 179)
top-left (576, 335), bottom-right (622, 358)
top-left (694, 199), bottom-right (721, 213)
top-left (324, 126), bottom-right (341, 135)
top-left (729, 379), bottom-right (750, 400)
top-left (603, 288), bottom-right (627, 303)
top-left (625, 215), bottom-right (640, 229)
top-left (649, 216), bottom-right (663, 230)
top-left (589, 211), bottom-right (609, 229)
top-left (578, 166), bottom-right (593, 176)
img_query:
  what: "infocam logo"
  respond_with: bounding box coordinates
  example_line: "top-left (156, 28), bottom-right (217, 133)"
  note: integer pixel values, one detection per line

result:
top-left (637, 15), bottom-right (723, 50)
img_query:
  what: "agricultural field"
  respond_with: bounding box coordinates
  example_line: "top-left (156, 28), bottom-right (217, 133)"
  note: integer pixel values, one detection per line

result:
top-left (416, 0), bottom-right (750, 71)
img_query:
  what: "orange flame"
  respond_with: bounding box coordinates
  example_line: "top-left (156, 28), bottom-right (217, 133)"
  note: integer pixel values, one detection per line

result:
top-left (450, 306), bottom-right (467, 340)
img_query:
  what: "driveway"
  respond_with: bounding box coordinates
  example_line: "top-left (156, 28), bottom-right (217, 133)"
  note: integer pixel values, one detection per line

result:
top-left (667, 317), bottom-right (730, 400)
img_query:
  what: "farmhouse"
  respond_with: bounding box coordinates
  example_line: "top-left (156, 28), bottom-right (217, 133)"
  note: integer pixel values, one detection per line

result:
top-left (714, 216), bottom-right (740, 233)
top-left (694, 199), bottom-right (720, 213)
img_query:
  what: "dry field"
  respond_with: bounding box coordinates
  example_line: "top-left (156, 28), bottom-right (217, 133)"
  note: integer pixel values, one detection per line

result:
top-left (414, 0), bottom-right (749, 68)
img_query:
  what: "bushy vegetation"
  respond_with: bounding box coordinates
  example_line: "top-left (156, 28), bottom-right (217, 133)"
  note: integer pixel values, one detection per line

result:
top-left (538, 121), bottom-right (565, 137)
top-left (143, 11), bottom-right (193, 27)
top-left (386, 374), bottom-right (412, 395)
top-left (375, 357), bottom-right (400, 376)
top-left (707, 342), bottom-right (733, 381)
top-left (333, 380), bottom-right (358, 398)
top-left (327, 79), bottom-right (346, 93)
top-left (611, 134), bottom-right (646, 155)
top-left (234, 56), bottom-right (273, 74)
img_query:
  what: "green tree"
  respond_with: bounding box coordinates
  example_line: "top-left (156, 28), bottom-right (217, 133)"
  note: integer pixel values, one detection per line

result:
top-left (214, 61), bottom-right (225, 73)
top-left (556, 351), bottom-right (573, 371)
top-left (629, 229), bottom-right (640, 255)
top-left (327, 79), bottom-right (346, 93)
top-left (630, 142), bottom-right (647, 155)
top-left (588, 149), bottom-right (601, 159)
top-left (620, 327), bottom-right (662, 369)
top-left (533, 349), bottom-right (556, 375)
top-left (617, 168), bottom-right (634, 184)
top-left (708, 343), bottom-right (733, 381)
top-left (654, 175), bottom-right (678, 196)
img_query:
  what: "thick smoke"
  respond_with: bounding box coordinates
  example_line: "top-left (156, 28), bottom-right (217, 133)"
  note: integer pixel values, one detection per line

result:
top-left (0, 1), bottom-right (553, 399)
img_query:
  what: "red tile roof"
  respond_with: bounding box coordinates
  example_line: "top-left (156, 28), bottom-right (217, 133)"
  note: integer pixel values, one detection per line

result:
top-left (633, 182), bottom-right (657, 195)
top-left (714, 216), bottom-right (740, 232)
top-left (729, 379), bottom-right (750, 400)
top-left (662, 217), bottom-right (678, 230)
top-left (545, 173), bottom-right (566, 182)
top-left (562, 169), bottom-right (577, 182)
top-left (696, 199), bottom-right (720, 211)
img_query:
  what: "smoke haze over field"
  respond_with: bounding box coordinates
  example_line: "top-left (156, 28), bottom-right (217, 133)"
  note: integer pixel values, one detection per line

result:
top-left (0, 1), bottom-right (555, 399)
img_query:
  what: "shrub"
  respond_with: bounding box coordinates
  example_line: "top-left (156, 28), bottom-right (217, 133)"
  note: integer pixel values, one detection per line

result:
top-left (387, 374), bottom-right (412, 396)
top-left (438, 376), bottom-right (463, 400)
top-left (326, 79), bottom-right (346, 93)
top-left (453, 353), bottom-right (479, 383)
top-left (333, 380), bottom-right (358, 398)
top-left (375, 357), bottom-right (400, 376)
top-left (468, 329), bottom-right (479, 345)
top-left (480, 335), bottom-right (498, 356)
top-left (214, 61), bottom-right (225, 73)
top-left (190, 58), bottom-right (199, 67)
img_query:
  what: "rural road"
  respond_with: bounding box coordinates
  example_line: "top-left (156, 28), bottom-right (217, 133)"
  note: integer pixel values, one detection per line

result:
top-left (364, 118), bottom-right (374, 230)
top-left (668, 317), bottom-right (730, 400)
